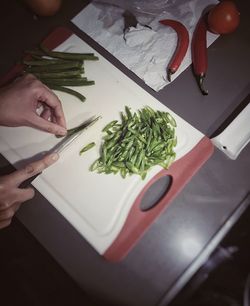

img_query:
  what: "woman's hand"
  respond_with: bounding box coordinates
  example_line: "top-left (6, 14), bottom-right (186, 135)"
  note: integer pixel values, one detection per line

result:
top-left (0, 152), bottom-right (59, 229)
top-left (0, 74), bottom-right (67, 136)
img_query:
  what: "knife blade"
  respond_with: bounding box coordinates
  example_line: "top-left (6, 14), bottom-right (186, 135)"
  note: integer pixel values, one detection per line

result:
top-left (20, 116), bottom-right (100, 188)
top-left (53, 116), bottom-right (100, 154)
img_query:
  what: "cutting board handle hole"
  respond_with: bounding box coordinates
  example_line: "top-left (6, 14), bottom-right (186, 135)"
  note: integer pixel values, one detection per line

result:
top-left (140, 175), bottom-right (172, 212)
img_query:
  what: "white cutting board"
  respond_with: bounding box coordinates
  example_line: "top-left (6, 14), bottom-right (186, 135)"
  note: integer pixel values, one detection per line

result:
top-left (0, 28), bottom-right (213, 260)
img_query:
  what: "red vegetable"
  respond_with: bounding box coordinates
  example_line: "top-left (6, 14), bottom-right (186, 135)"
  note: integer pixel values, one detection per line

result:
top-left (191, 14), bottom-right (208, 95)
top-left (23, 0), bottom-right (62, 17)
top-left (159, 19), bottom-right (189, 82)
top-left (207, 1), bottom-right (240, 34)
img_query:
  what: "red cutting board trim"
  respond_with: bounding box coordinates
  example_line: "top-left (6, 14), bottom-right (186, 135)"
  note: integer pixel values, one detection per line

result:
top-left (104, 136), bottom-right (213, 262)
top-left (0, 27), bottom-right (72, 87)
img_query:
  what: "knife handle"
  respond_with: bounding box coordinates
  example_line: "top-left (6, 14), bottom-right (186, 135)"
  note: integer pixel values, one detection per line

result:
top-left (212, 102), bottom-right (250, 160)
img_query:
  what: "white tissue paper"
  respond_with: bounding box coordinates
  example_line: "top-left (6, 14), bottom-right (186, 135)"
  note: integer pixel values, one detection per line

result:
top-left (72, 0), bottom-right (219, 92)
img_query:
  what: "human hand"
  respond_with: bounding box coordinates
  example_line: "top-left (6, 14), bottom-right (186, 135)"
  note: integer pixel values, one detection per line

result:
top-left (0, 74), bottom-right (67, 136)
top-left (0, 152), bottom-right (59, 229)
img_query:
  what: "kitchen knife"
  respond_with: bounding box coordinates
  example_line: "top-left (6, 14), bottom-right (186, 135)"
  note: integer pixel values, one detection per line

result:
top-left (211, 95), bottom-right (250, 159)
top-left (20, 116), bottom-right (100, 188)
top-left (53, 116), bottom-right (100, 154)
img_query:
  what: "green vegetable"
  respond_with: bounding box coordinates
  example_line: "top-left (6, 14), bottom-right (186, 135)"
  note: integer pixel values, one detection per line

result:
top-left (23, 59), bottom-right (83, 66)
top-left (90, 106), bottom-right (177, 179)
top-left (80, 142), bottom-right (96, 155)
top-left (40, 78), bottom-right (94, 87)
top-left (39, 45), bottom-right (99, 61)
top-left (33, 70), bottom-right (84, 79)
top-left (25, 61), bottom-right (83, 73)
top-left (23, 45), bottom-right (99, 102)
top-left (66, 116), bottom-right (101, 138)
top-left (47, 85), bottom-right (86, 102)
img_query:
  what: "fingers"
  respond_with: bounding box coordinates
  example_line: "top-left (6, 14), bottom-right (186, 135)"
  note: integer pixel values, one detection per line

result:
top-left (0, 201), bottom-right (23, 230)
top-left (0, 219), bottom-right (11, 229)
top-left (1, 73), bottom-right (67, 135)
top-left (0, 201), bottom-right (22, 219)
top-left (0, 188), bottom-right (35, 212)
top-left (29, 112), bottom-right (66, 135)
top-left (26, 74), bottom-right (67, 134)
top-left (8, 152), bottom-right (59, 187)
top-left (0, 153), bottom-right (59, 230)
top-left (22, 73), bottom-right (37, 82)
top-left (38, 87), bottom-right (67, 129)
top-left (40, 105), bottom-right (52, 121)
top-left (0, 189), bottom-right (33, 230)
top-left (35, 99), bottom-right (66, 135)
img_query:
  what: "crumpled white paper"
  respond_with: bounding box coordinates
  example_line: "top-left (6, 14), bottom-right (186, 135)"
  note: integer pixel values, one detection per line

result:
top-left (72, 0), bottom-right (219, 91)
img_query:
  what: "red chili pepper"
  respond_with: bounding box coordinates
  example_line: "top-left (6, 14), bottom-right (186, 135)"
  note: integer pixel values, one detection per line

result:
top-left (192, 14), bottom-right (208, 95)
top-left (159, 19), bottom-right (189, 82)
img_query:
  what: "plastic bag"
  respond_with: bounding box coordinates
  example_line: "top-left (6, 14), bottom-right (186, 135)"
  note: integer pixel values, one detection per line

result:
top-left (93, 0), bottom-right (171, 16)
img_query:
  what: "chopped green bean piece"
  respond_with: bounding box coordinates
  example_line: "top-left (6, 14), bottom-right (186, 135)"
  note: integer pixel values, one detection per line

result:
top-left (79, 142), bottom-right (96, 155)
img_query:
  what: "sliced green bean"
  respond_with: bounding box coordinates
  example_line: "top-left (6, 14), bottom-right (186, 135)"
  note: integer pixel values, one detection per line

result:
top-left (90, 106), bottom-right (177, 179)
top-left (102, 120), bottom-right (118, 132)
top-left (90, 159), bottom-right (100, 171)
top-left (164, 113), bottom-right (177, 127)
top-left (79, 142), bottom-right (96, 155)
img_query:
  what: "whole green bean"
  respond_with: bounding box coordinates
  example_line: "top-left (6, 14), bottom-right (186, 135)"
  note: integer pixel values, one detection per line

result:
top-left (23, 45), bottom-right (99, 103)
top-left (41, 78), bottom-right (95, 86)
top-left (40, 45), bottom-right (99, 61)
top-left (47, 84), bottom-right (86, 102)
top-left (25, 61), bottom-right (83, 73)
top-left (23, 59), bottom-right (83, 66)
top-left (33, 70), bottom-right (84, 79)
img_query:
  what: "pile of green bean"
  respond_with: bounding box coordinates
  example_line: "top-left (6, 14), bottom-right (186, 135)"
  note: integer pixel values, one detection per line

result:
top-left (23, 45), bottom-right (99, 102)
top-left (90, 106), bottom-right (177, 179)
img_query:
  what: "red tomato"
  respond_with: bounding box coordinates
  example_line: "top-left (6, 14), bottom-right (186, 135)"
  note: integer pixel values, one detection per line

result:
top-left (207, 1), bottom-right (240, 34)
top-left (24, 0), bottom-right (62, 17)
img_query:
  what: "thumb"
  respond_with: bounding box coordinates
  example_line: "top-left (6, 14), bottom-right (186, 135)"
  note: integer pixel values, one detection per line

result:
top-left (8, 152), bottom-right (59, 187)
top-left (29, 114), bottom-right (67, 136)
